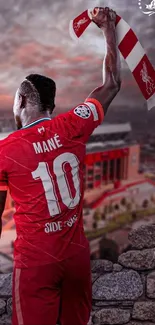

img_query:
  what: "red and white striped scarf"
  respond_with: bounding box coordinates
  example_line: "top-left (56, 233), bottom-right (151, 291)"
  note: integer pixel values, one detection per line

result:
top-left (69, 9), bottom-right (155, 110)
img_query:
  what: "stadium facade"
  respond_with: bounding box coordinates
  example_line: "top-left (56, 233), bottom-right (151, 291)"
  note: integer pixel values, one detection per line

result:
top-left (84, 122), bottom-right (140, 189)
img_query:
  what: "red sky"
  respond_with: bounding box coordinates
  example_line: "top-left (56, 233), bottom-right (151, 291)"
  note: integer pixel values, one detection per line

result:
top-left (0, 0), bottom-right (154, 113)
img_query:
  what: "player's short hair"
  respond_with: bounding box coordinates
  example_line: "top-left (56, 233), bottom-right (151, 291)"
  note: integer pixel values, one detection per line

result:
top-left (19, 74), bottom-right (56, 114)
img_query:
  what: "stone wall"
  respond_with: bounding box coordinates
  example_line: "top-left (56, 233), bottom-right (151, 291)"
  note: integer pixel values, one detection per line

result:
top-left (1, 224), bottom-right (155, 325)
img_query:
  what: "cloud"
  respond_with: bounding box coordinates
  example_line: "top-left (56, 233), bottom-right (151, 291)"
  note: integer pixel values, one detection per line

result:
top-left (0, 0), bottom-right (154, 113)
top-left (0, 94), bottom-right (14, 110)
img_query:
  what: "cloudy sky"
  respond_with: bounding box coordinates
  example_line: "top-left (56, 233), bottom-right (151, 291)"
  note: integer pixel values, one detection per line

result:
top-left (0, 0), bottom-right (154, 113)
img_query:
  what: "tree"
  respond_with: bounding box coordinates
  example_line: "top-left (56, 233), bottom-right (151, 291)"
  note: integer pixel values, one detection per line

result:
top-left (102, 213), bottom-right (106, 221)
top-left (84, 208), bottom-right (90, 216)
top-left (126, 202), bottom-right (132, 211)
top-left (150, 195), bottom-right (155, 204)
top-left (108, 203), bottom-right (114, 214)
top-left (142, 199), bottom-right (149, 209)
top-left (121, 197), bottom-right (127, 207)
top-left (92, 221), bottom-right (97, 230)
top-left (93, 209), bottom-right (102, 222)
top-left (114, 204), bottom-right (119, 211)
top-left (104, 206), bottom-right (108, 215)
top-left (99, 237), bottom-right (119, 263)
top-left (132, 211), bottom-right (137, 221)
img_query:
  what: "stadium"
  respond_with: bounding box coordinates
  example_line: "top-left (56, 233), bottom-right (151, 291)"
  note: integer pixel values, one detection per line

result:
top-left (83, 123), bottom-right (155, 259)
top-left (84, 122), bottom-right (140, 189)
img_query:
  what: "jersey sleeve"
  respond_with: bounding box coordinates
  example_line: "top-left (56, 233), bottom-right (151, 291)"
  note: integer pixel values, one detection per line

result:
top-left (58, 98), bottom-right (104, 143)
top-left (0, 148), bottom-right (8, 190)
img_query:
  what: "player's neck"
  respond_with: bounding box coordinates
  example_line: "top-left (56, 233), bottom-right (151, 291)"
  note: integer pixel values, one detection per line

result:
top-left (23, 114), bottom-right (51, 127)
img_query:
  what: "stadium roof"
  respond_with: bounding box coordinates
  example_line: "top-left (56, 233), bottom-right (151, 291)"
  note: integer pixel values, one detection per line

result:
top-left (86, 140), bottom-right (126, 151)
top-left (92, 123), bottom-right (131, 136)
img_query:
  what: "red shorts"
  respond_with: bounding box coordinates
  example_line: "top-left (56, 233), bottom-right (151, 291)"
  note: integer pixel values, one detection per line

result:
top-left (12, 247), bottom-right (92, 325)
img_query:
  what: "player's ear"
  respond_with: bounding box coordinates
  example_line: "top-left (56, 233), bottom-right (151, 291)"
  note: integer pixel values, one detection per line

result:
top-left (13, 89), bottom-right (23, 115)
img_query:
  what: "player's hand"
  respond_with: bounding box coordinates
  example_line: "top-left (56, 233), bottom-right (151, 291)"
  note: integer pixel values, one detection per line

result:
top-left (91, 7), bottom-right (116, 30)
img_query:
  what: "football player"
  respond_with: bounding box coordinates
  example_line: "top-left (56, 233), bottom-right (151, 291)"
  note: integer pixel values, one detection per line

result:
top-left (0, 7), bottom-right (121, 325)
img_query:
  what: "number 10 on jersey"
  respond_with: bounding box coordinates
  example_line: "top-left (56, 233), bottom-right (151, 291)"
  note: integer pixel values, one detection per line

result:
top-left (32, 153), bottom-right (81, 216)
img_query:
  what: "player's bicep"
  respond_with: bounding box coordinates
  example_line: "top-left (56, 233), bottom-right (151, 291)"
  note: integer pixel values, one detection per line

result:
top-left (0, 150), bottom-right (8, 228)
top-left (0, 190), bottom-right (7, 236)
top-left (0, 173), bottom-right (8, 190)
top-left (63, 98), bottom-right (104, 142)
top-left (0, 154), bottom-right (8, 191)
top-left (0, 190), bottom-right (7, 215)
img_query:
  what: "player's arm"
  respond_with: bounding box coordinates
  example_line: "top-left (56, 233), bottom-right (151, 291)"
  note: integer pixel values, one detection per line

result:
top-left (86, 7), bottom-right (121, 115)
top-left (0, 191), bottom-right (7, 237)
top-left (56, 8), bottom-right (121, 142)
top-left (0, 150), bottom-right (8, 237)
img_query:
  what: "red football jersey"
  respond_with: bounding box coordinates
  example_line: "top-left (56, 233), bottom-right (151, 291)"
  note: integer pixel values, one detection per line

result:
top-left (0, 98), bottom-right (104, 268)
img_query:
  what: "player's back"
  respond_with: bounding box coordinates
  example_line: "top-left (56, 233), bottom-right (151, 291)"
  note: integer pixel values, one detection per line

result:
top-left (1, 99), bottom-right (103, 267)
top-left (6, 117), bottom-right (86, 225)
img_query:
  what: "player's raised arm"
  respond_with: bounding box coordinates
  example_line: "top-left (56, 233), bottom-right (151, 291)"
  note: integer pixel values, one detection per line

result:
top-left (86, 7), bottom-right (121, 115)
top-left (0, 191), bottom-right (7, 237)
top-left (0, 150), bottom-right (8, 237)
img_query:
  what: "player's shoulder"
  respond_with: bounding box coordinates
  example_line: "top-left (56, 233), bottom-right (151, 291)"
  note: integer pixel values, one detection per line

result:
top-left (54, 105), bottom-right (90, 121)
top-left (50, 98), bottom-right (104, 137)
top-left (83, 98), bottom-right (104, 121)
top-left (5, 129), bottom-right (21, 142)
top-left (72, 102), bottom-right (92, 119)
top-left (65, 98), bottom-right (104, 123)
top-left (0, 130), bottom-right (21, 152)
